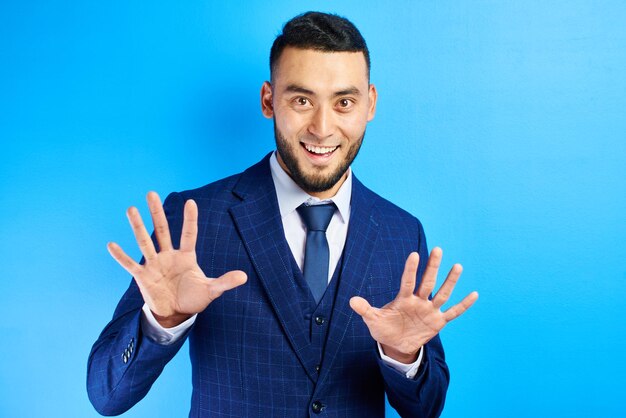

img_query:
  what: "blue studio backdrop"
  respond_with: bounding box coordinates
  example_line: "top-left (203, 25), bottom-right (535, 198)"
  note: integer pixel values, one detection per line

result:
top-left (1, 1), bottom-right (625, 417)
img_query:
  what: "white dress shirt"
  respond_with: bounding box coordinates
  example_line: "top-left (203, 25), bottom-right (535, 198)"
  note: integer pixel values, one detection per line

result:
top-left (141, 152), bottom-right (422, 378)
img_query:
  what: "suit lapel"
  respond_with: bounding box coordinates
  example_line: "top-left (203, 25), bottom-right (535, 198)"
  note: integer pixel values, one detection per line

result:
top-left (318, 176), bottom-right (380, 385)
top-left (229, 154), bottom-right (318, 381)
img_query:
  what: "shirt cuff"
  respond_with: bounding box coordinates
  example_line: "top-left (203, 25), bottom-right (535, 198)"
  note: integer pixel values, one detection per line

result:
top-left (377, 342), bottom-right (423, 379)
top-left (140, 303), bottom-right (197, 345)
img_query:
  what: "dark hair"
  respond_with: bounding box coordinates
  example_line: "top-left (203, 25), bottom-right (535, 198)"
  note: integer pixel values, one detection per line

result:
top-left (270, 12), bottom-right (370, 80)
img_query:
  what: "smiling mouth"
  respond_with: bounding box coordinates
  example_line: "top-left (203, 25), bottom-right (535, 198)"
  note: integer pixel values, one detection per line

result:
top-left (302, 143), bottom-right (339, 156)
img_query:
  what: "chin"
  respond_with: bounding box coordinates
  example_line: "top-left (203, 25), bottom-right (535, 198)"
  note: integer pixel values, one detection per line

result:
top-left (274, 123), bottom-right (363, 194)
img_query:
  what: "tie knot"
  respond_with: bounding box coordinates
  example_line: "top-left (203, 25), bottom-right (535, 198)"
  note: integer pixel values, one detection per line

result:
top-left (297, 203), bottom-right (336, 232)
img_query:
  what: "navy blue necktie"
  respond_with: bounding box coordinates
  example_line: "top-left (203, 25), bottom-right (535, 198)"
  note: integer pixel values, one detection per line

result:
top-left (297, 203), bottom-right (336, 303)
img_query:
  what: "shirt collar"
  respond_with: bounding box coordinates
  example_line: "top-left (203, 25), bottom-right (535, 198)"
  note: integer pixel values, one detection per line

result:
top-left (269, 151), bottom-right (352, 223)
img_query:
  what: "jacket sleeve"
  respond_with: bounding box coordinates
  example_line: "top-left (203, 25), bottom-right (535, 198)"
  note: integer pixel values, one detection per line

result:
top-left (378, 218), bottom-right (450, 418)
top-left (86, 192), bottom-right (190, 416)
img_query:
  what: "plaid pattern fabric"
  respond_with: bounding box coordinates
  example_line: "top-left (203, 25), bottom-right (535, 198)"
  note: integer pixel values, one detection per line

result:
top-left (87, 153), bottom-right (449, 417)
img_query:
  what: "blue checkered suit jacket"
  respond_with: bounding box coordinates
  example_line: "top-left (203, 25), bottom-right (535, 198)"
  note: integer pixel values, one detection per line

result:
top-left (87, 154), bottom-right (449, 417)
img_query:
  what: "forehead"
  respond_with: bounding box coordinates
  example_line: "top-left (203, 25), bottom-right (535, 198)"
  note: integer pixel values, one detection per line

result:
top-left (273, 47), bottom-right (369, 92)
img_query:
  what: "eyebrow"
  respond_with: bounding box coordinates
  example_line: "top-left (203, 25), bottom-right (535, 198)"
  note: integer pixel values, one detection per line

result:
top-left (284, 84), bottom-right (363, 97)
top-left (285, 84), bottom-right (315, 95)
top-left (333, 87), bottom-right (362, 97)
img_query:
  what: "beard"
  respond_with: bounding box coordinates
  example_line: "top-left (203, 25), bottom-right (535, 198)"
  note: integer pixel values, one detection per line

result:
top-left (274, 122), bottom-right (364, 194)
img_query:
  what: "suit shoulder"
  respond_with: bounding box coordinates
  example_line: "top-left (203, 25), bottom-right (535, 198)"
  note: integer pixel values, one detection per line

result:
top-left (357, 181), bottom-right (426, 239)
top-left (167, 154), bottom-right (271, 205)
top-left (155, 173), bottom-right (243, 224)
top-left (363, 184), bottom-right (422, 224)
top-left (355, 181), bottom-right (428, 255)
top-left (175, 172), bottom-right (241, 203)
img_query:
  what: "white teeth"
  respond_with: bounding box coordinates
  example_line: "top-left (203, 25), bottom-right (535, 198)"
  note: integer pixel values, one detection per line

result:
top-left (304, 144), bottom-right (338, 154)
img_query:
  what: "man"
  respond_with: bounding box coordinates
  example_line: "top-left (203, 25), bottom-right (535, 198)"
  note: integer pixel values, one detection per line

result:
top-left (87, 11), bottom-right (478, 418)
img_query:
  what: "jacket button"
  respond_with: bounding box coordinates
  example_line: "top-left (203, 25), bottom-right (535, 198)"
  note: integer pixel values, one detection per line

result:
top-left (312, 401), bottom-right (325, 413)
top-left (314, 316), bottom-right (325, 325)
top-left (315, 364), bottom-right (321, 372)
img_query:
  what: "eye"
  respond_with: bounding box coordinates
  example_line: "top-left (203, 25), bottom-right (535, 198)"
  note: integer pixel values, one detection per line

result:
top-left (295, 97), bottom-right (310, 106)
top-left (337, 98), bottom-right (354, 110)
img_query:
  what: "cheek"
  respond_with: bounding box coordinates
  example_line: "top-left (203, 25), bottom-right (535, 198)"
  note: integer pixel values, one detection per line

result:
top-left (275, 111), bottom-right (308, 138)
top-left (339, 114), bottom-right (368, 139)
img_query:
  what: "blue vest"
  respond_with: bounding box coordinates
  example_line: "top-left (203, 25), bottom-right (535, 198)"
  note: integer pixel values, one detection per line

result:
top-left (289, 252), bottom-right (344, 381)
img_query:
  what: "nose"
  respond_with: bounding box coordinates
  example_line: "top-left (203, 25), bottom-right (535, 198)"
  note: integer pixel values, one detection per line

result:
top-left (307, 105), bottom-right (336, 139)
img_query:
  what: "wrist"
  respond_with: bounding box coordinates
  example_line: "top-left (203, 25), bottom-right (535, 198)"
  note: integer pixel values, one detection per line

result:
top-left (152, 311), bottom-right (192, 329)
top-left (380, 343), bottom-right (420, 364)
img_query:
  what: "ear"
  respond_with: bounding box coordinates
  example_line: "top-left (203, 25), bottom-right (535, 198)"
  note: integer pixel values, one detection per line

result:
top-left (367, 84), bottom-right (378, 122)
top-left (260, 81), bottom-right (274, 118)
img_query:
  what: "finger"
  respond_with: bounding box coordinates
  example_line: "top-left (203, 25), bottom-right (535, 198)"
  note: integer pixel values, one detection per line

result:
top-left (127, 206), bottom-right (157, 260)
top-left (180, 199), bottom-right (198, 252)
top-left (416, 247), bottom-right (442, 299)
top-left (349, 296), bottom-right (376, 320)
top-left (398, 252), bottom-right (420, 298)
top-left (107, 242), bottom-right (142, 277)
top-left (432, 263), bottom-right (463, 309)
top-left (207, 270), bottom-right (248, 300)
top-left (147, 191), bottom-right (173, 252)
top-left (442, 291), bottom-right (479, 322)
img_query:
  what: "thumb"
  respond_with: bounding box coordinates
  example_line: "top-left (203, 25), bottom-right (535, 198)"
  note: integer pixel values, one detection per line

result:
top-left (349, 296), bottom-right (373, 318)
top-left (208, 270), bottom-right (248, 299)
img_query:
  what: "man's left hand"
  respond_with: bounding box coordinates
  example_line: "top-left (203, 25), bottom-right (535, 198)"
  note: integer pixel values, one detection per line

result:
top-left (349, 248), bottom-right (478, 364)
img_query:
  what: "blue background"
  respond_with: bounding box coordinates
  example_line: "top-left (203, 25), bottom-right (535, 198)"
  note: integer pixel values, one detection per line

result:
top-left (1, 1), bottom-right (625, 417)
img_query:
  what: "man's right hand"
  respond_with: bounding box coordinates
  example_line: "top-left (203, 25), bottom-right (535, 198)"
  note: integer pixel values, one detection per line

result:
top-left (107, 191), bottom-right (247, 328)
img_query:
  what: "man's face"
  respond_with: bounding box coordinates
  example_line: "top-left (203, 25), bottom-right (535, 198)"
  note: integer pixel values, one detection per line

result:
top-left (261, 47), bottom-right (377, 198)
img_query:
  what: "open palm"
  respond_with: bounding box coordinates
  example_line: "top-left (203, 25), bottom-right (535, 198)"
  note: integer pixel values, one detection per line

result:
top-left (107, 192), bottom-right (247, 328)
top-left (350, 248), bottom-right (478, 363)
